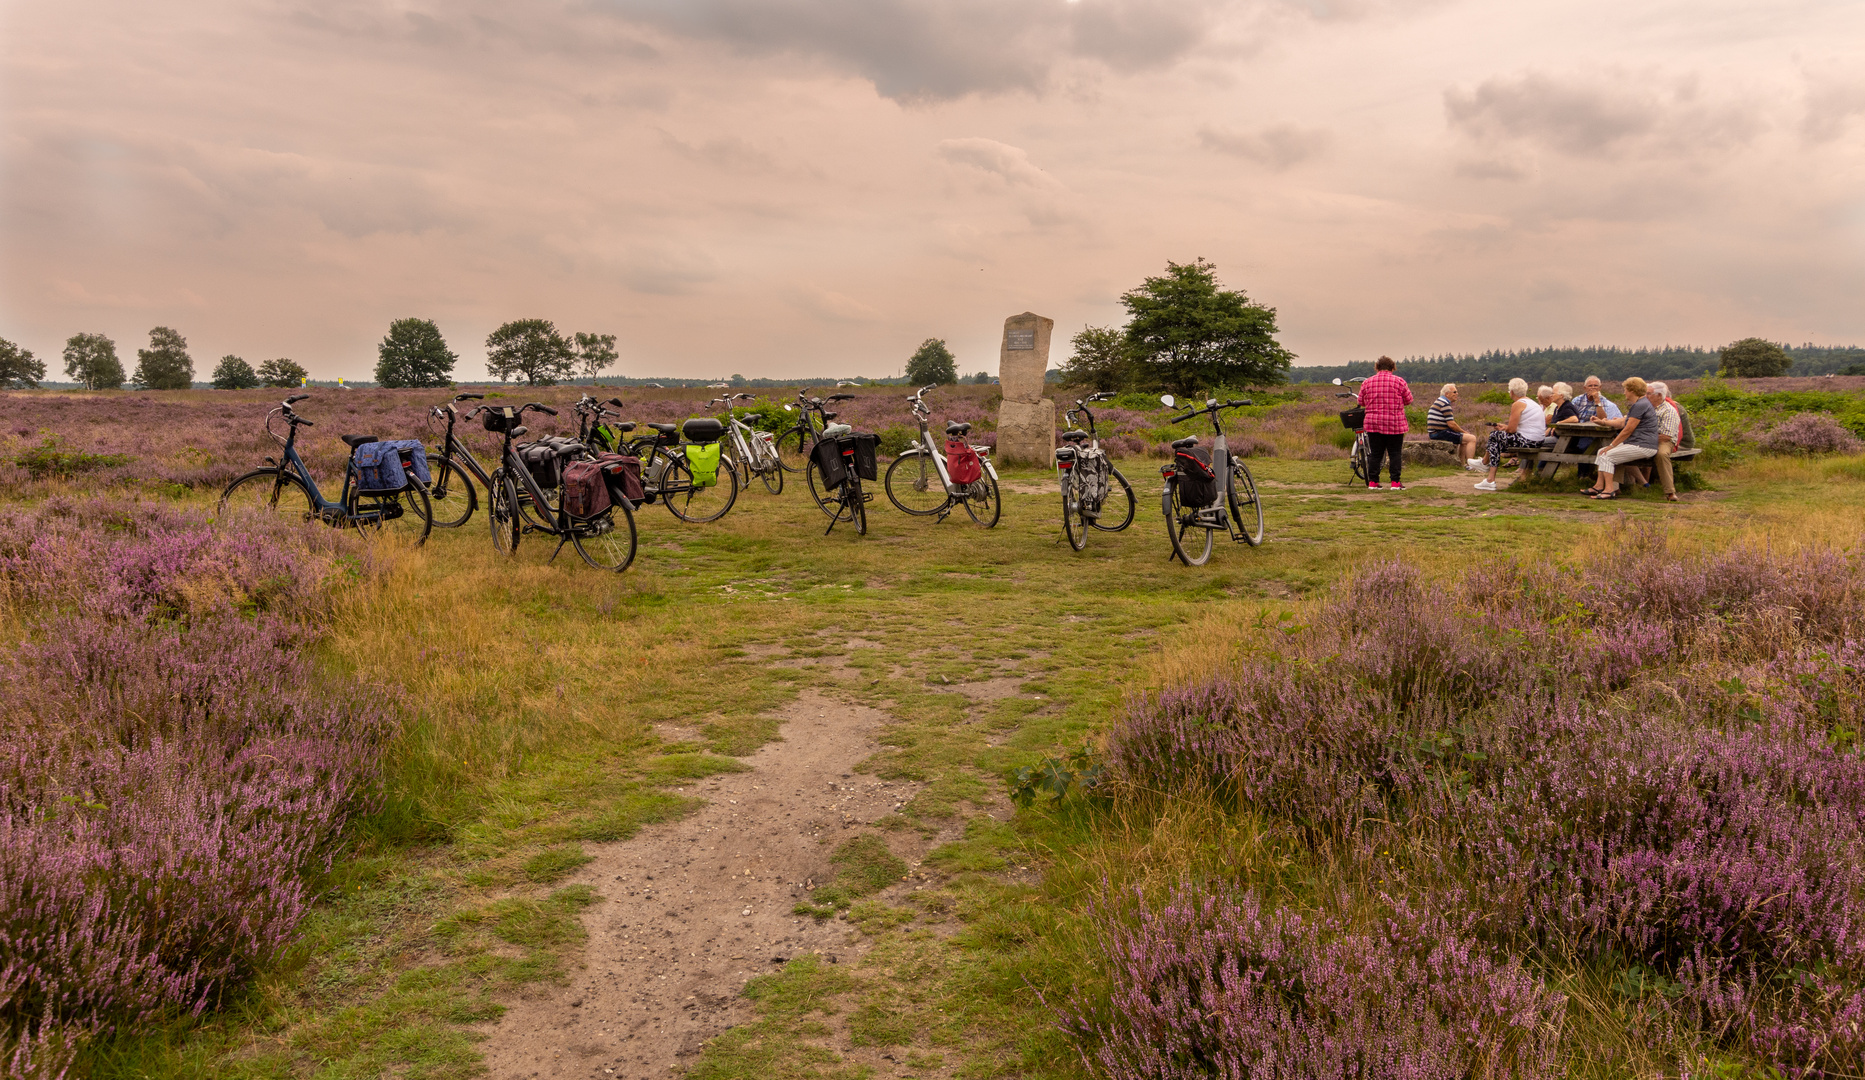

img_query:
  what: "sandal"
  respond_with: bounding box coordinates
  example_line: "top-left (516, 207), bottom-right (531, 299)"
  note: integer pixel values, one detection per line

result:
top-left (1591, 491), bottom-right (1619, 500)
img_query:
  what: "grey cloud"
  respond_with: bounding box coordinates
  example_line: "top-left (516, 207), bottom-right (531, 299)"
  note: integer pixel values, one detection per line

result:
top-left (936, 137), bottom-right (1078, 227)
top-left (1198, 123), bottom-right (1329, 170)
top-left (1445, 71), bottom-right (1763, 159)
top-left (612, 244), bottom-right (718, 295)
top-left (1803, 76), bottom-right (1865, 143)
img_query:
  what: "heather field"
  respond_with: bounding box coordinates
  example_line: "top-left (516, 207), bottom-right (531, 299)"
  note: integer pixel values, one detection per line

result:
top-left (5, 380), bottom-right (1865, 1079)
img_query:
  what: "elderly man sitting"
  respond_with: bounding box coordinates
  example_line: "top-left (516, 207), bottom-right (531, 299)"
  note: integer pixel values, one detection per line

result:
top-left (1644, 381), bottom-right (1690, 503)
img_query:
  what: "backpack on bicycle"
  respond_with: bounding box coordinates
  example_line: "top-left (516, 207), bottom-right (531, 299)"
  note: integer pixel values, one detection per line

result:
top-left (945, 439), bottom-right (983, 485)
top-left (1173, 446), bottom-right (1219, 508)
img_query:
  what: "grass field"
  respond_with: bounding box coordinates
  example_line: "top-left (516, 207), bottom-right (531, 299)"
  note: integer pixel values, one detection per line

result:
top-left (7, 381), bottom-right (1864, 1079)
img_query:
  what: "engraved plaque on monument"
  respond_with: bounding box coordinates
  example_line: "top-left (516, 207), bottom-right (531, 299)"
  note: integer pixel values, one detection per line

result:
top-left (1005, 327), bottom-right (1036, 351)
top-left (995, 312), bottom-right (1056, 466)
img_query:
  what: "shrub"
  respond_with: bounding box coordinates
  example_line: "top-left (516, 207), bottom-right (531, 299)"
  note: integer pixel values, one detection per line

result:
top-left (1757, 412), bottom-right (1863, 456)
top-left (13, 437), bottom-right (133, 481)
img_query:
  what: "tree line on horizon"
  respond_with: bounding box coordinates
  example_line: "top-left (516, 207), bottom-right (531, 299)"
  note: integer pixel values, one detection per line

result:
top-left (1285, 341), bottom-right (1865, 386)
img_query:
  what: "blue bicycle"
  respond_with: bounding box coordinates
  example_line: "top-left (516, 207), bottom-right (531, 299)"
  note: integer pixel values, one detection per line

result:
top-left (217, 394), bottom-right (433, 545)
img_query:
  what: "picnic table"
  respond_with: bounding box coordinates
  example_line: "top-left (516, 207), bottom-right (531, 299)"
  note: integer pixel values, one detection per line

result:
top-left (1500, 421), bottom-right (1702, 479)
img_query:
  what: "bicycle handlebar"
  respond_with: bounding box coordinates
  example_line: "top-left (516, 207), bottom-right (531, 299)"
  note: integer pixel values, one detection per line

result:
top-left (525, 403), bottom-right (557, 416)
top-left (286, 394), bottom-right (310, 404)
top-left (455, 393), bottom-right (483, 401)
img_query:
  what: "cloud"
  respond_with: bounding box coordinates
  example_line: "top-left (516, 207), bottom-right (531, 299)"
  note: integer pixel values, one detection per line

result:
top-left (1198, 123), bottom-right (1329, 169)
top-left (789, 285), bottom-right (880, 322)
top-left (936, 137), bottom-right (1079, 226)
top-left (1803, 75), bottom-right (1865, 143)
top-left (1445, 70), bottom-right (1764, 159)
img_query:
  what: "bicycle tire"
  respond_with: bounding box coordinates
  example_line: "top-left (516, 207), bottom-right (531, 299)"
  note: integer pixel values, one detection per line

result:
top-left (570, 500), bottom-right (638, 572)
top-left (963, 472), bottom-right (1001, 528)
top-left (428, 457), bottom-right (478, 529)
top-left (1351, 435), bottom-right (1369, 482)
top-left (1165, 480), bottom-right (1213, 566)
top-left (805, 457), bottom-right (840, 519)
top-left (1229, 460), bottom-right (1264, 547)
top-left (759, 457), bottom-right (784, 494)
top-left (218, 468), bottom-right (315, 522)
top-left (1061, 474), bottom-right (1086, 551)
top-left (884, 451), bottom-right (948, 516)
top-left (1089, 466), bottom-right (1136, 532)
top-left (348, 479), bottom-right (432, 547)
top-left (855, 485), bottom-right (867, 535)
top-left (489, 469), bottom-right (521, 556)
top-left (664, 453), bottom-right (739, 523)
top-left (775, 427), bottom-right (811, 472)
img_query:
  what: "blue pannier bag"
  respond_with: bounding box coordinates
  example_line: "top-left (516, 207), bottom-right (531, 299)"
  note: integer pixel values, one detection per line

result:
top-left (354, 440), bottom-right (430, 492)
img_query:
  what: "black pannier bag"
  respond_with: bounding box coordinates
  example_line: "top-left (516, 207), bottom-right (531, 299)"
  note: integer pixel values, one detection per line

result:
top-left (681, 418), bottom-right (725, 444)
top-left (1174, 446), bottom-right (1219, 508)
top-left (483, 406), bottom-right (521, 433)
top-left (810, 437), bottom-right (849, 490)
top-left (848, 432), bottom-right (880, 481)
top-left (520, 442), bottom-right (561, 490)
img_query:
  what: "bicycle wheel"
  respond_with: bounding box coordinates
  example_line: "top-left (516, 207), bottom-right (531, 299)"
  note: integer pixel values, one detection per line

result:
top-left (489, 469), bottom-right (521, 556)
top-left (570, 500), bottom-right (638, 572)
top-left (1061, 474), bottom-right (1086, 551)
top-left (1165, 481), bottom-right (1213, 566)
top-left (854, 483), bottom-right (867, 536)
top-left (884, 452), bottom-right (948, 516)
top-left (218, 468), bottom-right (315, 522)
top-left (775, 427), bottom-right (811, 472)
top-left (664, 453), bottom-right (739, 523)
top-left (1094, 466), bottom-right (1136, 532)
top-left (1229, 460), bottom-right (1265, 547)
top-left (1350, 435), bottom-right (1369, 482)
top-left (756, 441), bottom-right (784, 494)
top-left (427, 457), bottom-right (478, 529)
top-left (348, 480), bottom-right (432, 547)
top-left (963, 473), bottom-right (1001, 528)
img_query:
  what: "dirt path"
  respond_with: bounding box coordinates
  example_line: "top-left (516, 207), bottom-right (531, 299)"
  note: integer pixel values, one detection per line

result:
top-left (476, 689), bottom-right (931, 1080)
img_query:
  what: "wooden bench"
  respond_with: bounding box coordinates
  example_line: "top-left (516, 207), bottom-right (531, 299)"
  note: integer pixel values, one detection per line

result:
top-left (1498, 423), bottom-right (1701, 479)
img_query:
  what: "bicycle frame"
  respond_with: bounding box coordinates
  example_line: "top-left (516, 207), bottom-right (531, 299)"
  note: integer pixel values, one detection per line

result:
top-left (903, 396), bottom-right (999, 495)
top-left (1162, 398), bottom-right (1254, 544)
top-left (241, 398), bottom-right (420, 531)
top-left (709, 395), bottom-right (777, 473)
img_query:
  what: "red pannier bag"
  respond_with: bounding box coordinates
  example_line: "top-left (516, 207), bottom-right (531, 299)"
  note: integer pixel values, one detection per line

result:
top-left (945, 439), bottom-right (983, 485)
top-left (561, 459), bottom-right (612, 518)
top-left (595, 452), bottom-right (645, 506)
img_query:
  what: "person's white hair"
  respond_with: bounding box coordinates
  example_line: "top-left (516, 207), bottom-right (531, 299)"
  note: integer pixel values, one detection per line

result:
top-left (1508, 377), bottom-right (1528, 397)
top-left (1441, 383), bottom-right (1457, 396)
top-left (1536, 385), bottom-right (1554, 400)
top-left (1552, 381), bottom-right (1573, 399)
top-left (1649, 381), bottom-right (1670, 397)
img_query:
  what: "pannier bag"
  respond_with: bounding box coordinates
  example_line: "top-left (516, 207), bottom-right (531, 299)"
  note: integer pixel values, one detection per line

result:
top-left (1339, 406), bottom-right (1366, 431)
top-left (1076, 449), bottom-right (1110, 510)
top-left (848, 432), bottom-right (880, 481)
top-left (945, 438), bottom-right (984, 486)
top-left (595, 452), bottom-right (645, 506)
top-left (1174, 446), bottom-right (1219, 508)
top-left (685, 441), bottom-right (723, 487)
top-left (589, 425), bottom-right (622, 453)
top-left (354, 439), bottom-right (430, 492)
top-left (483, 406), bottom-right (520, 433)
top-left (520, 442), bottom-right (562, 490)
top-left (561, 460), bottom-right (612, 518)
top-left (810, 437), bottom-right (849, 491)
top-left (681, 418), bottom-right (725, 444)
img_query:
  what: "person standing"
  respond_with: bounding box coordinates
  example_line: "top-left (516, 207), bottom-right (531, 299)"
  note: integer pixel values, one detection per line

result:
top-left (1426, 383), bottom-right (1481, 469)
top-left (1358, 356), bottom-right (1413, 490)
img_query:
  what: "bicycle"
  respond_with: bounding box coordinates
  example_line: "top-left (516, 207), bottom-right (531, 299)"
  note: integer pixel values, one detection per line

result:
top-left (1157, 394), bottom-right (1265, 565)
top-left (1055, 392), bottom-right (1136, 550)
top-left (424, 391), bottom-right (491, 528)
top-left (219, 394), bottom-right (433, 544)
top-left (881, 385), bottom-right (1001, 527)
top-left (774, 389), bottom-right (854, 472)
top-left (481, 402), bottom-right (638, 572)
top-left (807, 421), bottom-right (878, 536)
top-left (622, 416), bottom-right (739, 523)
top-left (1332, 377), bottom-right (1370, 484)
top-left (706, 394), bottom-right (784, 495)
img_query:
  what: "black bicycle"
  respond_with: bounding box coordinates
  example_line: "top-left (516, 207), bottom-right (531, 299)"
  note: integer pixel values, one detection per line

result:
top-left (774, 389), bottom-right (854, 472)
top-left (481, 402), bottom-right (638, 572)
top-left (1055, 392), bottom-right (1136, 550)
top-left (424, 392), bottom-right (491, 528)
top-left (807, 421), bottom-right (878, 536)
top-left (219, 395), bottom-right (432, 545)
top-left (622, 417), bottom-right (739, 524)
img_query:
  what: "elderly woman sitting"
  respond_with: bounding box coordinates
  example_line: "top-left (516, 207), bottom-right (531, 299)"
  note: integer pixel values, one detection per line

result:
top-left (1549, 382), bottom-right (1579, 425)
top-left (1581, 376), bottom-right (1661, 499)
top-left (1474, 378), bottom-right (1546, 492)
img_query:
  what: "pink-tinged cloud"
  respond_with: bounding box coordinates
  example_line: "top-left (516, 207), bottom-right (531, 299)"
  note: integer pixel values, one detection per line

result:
top-left (1, 0), bottom-right (1862, 382)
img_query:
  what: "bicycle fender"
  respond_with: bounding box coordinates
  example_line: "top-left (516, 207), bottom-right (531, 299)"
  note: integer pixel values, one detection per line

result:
top-left (1161, 485), bottom-right (1174, 517)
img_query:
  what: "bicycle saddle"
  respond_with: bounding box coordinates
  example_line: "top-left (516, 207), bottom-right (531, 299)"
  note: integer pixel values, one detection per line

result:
top-left (611, 421), bottom-right (637, 433)
top-left (945, 421), bottom-right (972, 437)
top-left (341, 434), bottom-right (378, 449)
top-left (821, 411), bottom-right (837, 420)
top-left (1171, 436), bottom-right (1199, 450)
top-left (1060, 430), bottom-right (1090, 443)
top-left (647, 423), bottom-right (678, 435)
top-left (822, 423), bottom-right (853, 438)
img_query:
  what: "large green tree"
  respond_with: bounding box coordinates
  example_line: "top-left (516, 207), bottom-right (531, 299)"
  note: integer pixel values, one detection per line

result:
top-left (0, 337), bottom-right (45, 389)
top-left (133, 326), bottom-right (194, 389)
top-left (1058, 325), bottom-right (1131, 392)
top-left (258, 357), bottom-right (310, 388)
top-left (1119, 259), bottom-right (1292, 394)
top-left (905, 338), bottom-right (957, 386)
top-left (574, 332), bottom-right (618, 381)
top-left (375, 318), bottom-right (458, 388)
top-left (1719, 337), bottom-right (1792, 378)
top-left (486, 319), bottom-right (576, 386)
top-left (211, 355), bottom-right (261, 389)
top-left (64, 332), bottom-right (125, 390)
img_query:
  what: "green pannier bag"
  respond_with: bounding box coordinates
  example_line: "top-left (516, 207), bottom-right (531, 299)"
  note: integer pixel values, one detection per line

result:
top-left (685, 441), bottom-right (722, 488)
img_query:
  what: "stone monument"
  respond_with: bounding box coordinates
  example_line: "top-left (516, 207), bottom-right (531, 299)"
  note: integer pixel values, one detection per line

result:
top-left (994, 312), bottom-right (1055, 466)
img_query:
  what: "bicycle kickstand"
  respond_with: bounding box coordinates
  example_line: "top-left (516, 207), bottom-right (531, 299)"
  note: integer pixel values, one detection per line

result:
top-left (548, 533), bottom-right (572, 563)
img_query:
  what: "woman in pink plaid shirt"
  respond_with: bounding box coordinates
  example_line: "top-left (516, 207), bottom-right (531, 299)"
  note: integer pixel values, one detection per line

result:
top-left (1357, 356), bottom-right (1413, 490)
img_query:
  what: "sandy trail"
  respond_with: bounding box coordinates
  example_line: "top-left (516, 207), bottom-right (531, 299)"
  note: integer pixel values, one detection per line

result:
top-left (477, 688), bottom-right (928, 1080)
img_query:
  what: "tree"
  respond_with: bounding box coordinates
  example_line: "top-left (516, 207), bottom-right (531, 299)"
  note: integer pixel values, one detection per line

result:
top-left (1120, 259), bottom-right (1292, 394)
top-left (0, 337), bottom-right (45, 389)
top-left (258, 357), bottom-right (310, 388)
top-left (486, 319), bottom-right (576, 386)
top-left (573, 332), bottom-right (618, 382)
top-left (133, 326), bottom-right (194, 389)
top-left (1058, 325), bottom-right (1131, 392)
top-left (64, 332), bottom-right (125, 390)
top-left (905, 338), bottom-right (957, 386)
top-left (375, 318), bottom-right (458, 388)
top-left (965, 371), bottom-right (993, 385)
top-left (211, 355), bottom-right (260, 389)
top-left (1719, 337), bottom-right (1792, 378)
top-left (729, 373), bottom-right (747, 387)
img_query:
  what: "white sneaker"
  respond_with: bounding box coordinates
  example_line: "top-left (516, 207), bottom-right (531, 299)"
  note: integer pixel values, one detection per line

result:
top-left (1465, 458), bottom-right (1485, 471)
top-left (1473, 480), bottom-right (1498, 491)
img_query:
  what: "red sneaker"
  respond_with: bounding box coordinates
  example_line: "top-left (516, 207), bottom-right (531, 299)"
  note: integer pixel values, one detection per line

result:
top-left (1389, 481), bottom-right (1404, 490)
top-left (1367, 482), bottom-right (1381, 490)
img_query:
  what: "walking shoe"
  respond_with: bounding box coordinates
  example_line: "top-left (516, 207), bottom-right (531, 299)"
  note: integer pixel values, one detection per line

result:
top-left (1389, 481), bottom-right (1404, 490)
top-left (1367, 481), bottom-right (1381, 490)
top-left (1474, 480), bottom-right (1498, 491)
top-left (1465, 458), bottom-right (1485, 471)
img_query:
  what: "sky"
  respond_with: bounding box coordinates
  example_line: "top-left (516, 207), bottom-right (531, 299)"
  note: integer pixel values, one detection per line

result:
top-left (3, 0), bottom-right (1863, 383)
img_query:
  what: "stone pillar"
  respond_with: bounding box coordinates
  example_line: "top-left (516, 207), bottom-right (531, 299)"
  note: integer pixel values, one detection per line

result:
top-left (994, 312), bottom-right (1055, 466)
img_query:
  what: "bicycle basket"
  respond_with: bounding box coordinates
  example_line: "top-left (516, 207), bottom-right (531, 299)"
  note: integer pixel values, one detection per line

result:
top-left (1339, 406), bottom-right (1366, 431)
top-left (810, 437), bottom-right (849, 490)
top-left (685, 441), bottom-right (722, 487)
top-left (483, 406), bottom-right (520, 433)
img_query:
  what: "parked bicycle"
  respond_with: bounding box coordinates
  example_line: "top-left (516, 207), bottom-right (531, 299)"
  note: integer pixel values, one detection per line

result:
top-left (807, 420), bottom-right (879, 536)
top-left (424, 391), bottom-right (491, 528)
top-left (1157, 394), bottom-right (1264, 565)
top-left (774, 389), bottom-right (854, 472)
top-left (481, 402), bottom-right (638, 572)
top-left (623, 415), bottom-right (739, 523)
top-left (706, 394), bottom-right (784, 494)
top-left (1055, 392), bottom-right (1136, 550)
top-left (219, 394), bottom-right (433, 545)
top-left (1333, 377), bottom-right (1370, 484)
top-left (881, 385), bottom-right (1001, 527)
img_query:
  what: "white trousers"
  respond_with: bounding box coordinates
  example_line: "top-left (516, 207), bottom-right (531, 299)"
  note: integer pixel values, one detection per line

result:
top-left (1597, 443), bottom-right (1656, 476)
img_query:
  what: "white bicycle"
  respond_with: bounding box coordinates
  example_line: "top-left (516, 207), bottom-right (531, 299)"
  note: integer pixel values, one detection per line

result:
top-left (706, 394), bottom-right (784, 495)
top-left (882, 385), bottom-right (1002, 527)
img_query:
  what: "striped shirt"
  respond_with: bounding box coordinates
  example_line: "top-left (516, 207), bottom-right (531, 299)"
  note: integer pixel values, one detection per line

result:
top-left (1426, 395), bottom-right (1455, 432)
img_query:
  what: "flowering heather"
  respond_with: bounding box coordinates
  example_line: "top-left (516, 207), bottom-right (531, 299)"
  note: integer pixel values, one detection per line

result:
top-left (0, 498), bottom-right (387, 1075)
top-left (1104, 537), bottom-right (1865, 1075)
top-left (1070, 884), bottom-right (1563, 1079)
top-left (1757, 412), bottom-right (1864, 455)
